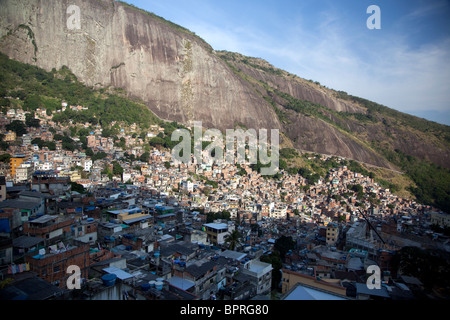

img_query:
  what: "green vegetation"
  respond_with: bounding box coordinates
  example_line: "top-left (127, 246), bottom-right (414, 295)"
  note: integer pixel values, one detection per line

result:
top-left (382, 148), bottom-right (450, 212)
top-left (261, 236), bottom-right (295, 291)
top-left (218, 51), bottom-right (284, 76)
top-left (206, 210), bottom-right (231, 223)
top-left (71, 182), bottom-right (86, 194)
top-left (31, 138), bottom-right (56, 151)
top-left (336, 90), bottom-right (450, 143)
top-left (0, 52), bottom-right (160, 127)
top-left (391, 246), bottom-right (450, 296)
top-left (5, 120), bottom-right (27, 137)
top-left (224, 230), bottom-right (242, 251)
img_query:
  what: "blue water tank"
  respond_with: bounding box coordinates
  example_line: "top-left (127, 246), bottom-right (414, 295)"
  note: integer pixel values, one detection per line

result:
top-left (141, 283), bottom-right (151, 292)
top-left (101, 274), bottom-right (117, 287)
top-left (155, 281), bottom-right (163, 291)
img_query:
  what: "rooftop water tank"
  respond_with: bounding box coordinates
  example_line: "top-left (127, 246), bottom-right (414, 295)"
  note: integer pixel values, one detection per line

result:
top-left (101, 274), bottom-right (117, 287)
top-left (155, 281), bottom-right (163, 291)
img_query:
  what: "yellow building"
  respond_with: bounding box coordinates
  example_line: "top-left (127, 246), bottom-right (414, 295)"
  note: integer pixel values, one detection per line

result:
top-left (10, 155), bottom-right (28, 178)
top-left (3, 131), bottom-right (16, 142)
top-left (281, 269), bottom-right (347, 297)
top-left (69, 171), bottom-right (82, 182)
top-left (118, 210), bottom-right (152, 225)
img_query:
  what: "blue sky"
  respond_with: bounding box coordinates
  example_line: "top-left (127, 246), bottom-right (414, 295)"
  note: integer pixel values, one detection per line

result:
top-left (126, 0), bottom-right (450, 126)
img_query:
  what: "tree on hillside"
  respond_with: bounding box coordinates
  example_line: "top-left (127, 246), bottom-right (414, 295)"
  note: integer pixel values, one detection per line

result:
top-left (224, 230), bottom-right (242, 251)
top-left (112, 161), bottom-right (124, 181)
top-left (274, 235), bottom-right (296, 262)
top-left (6, 120), bottom-right (27, 137)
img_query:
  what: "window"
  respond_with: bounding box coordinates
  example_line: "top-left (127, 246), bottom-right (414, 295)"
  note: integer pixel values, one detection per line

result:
top-left (53, 265), bottom-right (61, 273)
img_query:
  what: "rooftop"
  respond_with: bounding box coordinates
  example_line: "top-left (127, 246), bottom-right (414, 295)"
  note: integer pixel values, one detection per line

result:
top-left (203, 223), bottom-right (228, 230)
top-left (283, 283), bottom-right (350, 301)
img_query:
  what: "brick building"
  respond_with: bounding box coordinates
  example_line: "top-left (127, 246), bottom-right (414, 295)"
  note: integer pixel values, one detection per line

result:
top-left (25, 241), bottom-right (90, 288)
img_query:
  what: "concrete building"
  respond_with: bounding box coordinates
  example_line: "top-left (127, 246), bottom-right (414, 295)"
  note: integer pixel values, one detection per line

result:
top-left (32, 172), bottom-right (71, 196)
top-left (15, 164), bottom-right (33, 183)
top-left (326, 222), bottom-right (339, 247)
top-left (25, 241), bottom-right (90, 288)
top-left (430, 211), bottom-right (450, 228)
top-left (10, 155), bottom-right (28, 178)
top-left (3, 130), bottom-right (16, 142)
top-left (23, 215), bottom-right (74, 244)
top-left (203, 221), bottom-right (234, 246)
top-left (241, 259), bottom-right (273, 295)
top-left (0, 176), bottom-right (6, 202)
top-left (281, 268), bottom-right (348, 298)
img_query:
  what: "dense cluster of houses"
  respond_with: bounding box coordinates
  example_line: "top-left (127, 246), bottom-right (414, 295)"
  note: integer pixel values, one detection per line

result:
top-left (0, 106), bottom-right (449, 300)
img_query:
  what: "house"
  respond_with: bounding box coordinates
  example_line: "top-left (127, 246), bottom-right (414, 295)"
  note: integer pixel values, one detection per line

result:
top-left (10, 154), bottom-right (28, 178)
top-left (31, 172), bottom-right (71, 196)
top-left (354, 282), bottom-right (390, 300)
top-left (281, 268), bottom-right (348, 298)
top-left (172, 258), bottom-right (226, 300)
top-left (282, 282), bottom-right (351, 300)
top-left (203, 221), bottom-right (234, 246)
top-left (3, 130), bottom-right (16, 142)
top-left (0, 176), bottom-right (6, 202)
top-left (0, 236), bottom-right (13, 266)
top-left (0, 272), bottom-right (65, 300)
top-left (12, 235), bottom-right (44, 258)
top-left (430, 211), bottom-right (450, 228)
top-left (240, 259), bottom-right (273, 295)
top-left (18, 190), bottom-right (46, 215)
top-left (15, 163), bottom-right (33, 183)
top-left (72, 218), bottom-right (98, 245)
top-left (25, 240), bottom-right (90, 288)
top-left (23, 215), bottom-right (74, 244)
top-left (326, 222), bottom-right (339, 247)
top-left (0, 200), bottom-right (41, 233)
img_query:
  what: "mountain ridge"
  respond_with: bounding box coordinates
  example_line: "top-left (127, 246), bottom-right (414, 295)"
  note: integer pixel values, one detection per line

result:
top-left (0, 0), bottom-right (449, 212)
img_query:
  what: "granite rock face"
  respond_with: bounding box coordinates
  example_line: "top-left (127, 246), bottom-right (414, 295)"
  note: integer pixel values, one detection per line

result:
top-left (0, 0), bottom-right (281, 132)
top-left (1, 0), bottom-right (448, 170)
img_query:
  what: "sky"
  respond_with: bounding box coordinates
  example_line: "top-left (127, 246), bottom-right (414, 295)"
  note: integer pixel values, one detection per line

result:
top-left (127, 0), bottom-right (450, 126)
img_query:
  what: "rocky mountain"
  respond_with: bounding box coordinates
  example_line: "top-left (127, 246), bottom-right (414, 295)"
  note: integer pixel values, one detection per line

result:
top-left (1, 0), bottom-right (449, 173)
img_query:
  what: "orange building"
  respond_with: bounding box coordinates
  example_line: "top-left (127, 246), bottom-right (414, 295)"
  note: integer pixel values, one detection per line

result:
top-left (10, 154), bottom-right (28, 177)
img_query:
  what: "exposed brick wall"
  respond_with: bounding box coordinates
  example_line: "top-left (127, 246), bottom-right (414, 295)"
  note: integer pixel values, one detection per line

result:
top-left (25, 244), bottom-right (90, 288)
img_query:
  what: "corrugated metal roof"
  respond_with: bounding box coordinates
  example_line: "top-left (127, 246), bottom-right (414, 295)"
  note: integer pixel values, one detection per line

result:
top-left (167, 276), bottom-right (195, 291)
top-left (284, 283), bottom-right (349, 300)
top-left (355, 283), bottom-right (390, 298)
top-left (102, 267), bottom-right (134, 280)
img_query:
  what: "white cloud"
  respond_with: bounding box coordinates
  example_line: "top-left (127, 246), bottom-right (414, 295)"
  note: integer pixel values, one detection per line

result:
top-left (160, 1), bottom-right (450, 125)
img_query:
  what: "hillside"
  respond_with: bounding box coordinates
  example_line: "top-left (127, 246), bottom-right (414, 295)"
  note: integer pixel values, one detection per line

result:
top-left (0, 0), bottom-right (449, 212)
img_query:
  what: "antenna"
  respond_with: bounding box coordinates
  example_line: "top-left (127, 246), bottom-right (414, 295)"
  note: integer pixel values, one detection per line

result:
top-left (358, 209), bottom-right (385, 245)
